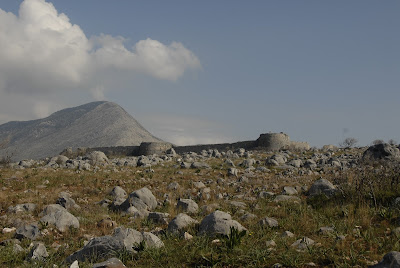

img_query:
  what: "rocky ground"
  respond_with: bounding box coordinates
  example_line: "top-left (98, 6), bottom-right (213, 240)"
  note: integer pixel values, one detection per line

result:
top-left (1, 143), bottom-right (400, 267)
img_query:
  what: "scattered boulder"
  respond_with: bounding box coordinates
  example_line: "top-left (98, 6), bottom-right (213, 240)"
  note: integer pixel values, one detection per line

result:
top-left (148, 212), bottom-right (170, 225)
top-left (40, 204), bottom-right (80, 232)
top-left (282, 186), bottom-right (298, 196)
top-left (86, 151), bottom-right (109, 165)
top-left (228, 168), bottom-right (238, 177)
top-left (15, 223), bottom-right (40, 240)
top-left (258, 217), bottom-right (279, 228)
top-left (177, 199), bottom-right (199, 214)
top-left (369, 251), bottom-right (400, 268)
top-left (109, 186), bottom-right (128, 207)
top-left (66, 227), bottom-right (163, 263)
top-left (363, 143), bottom-right (400, 162)
top-left (191, 162), bottom-right (211, 169)
top-left (119, 187), bottom-right (157, 212)
top-left (8, 203), bottom-right (37, 214)
top-left (307, 178), bottom-right (337, 197)
top-left (167, 213), bottom-right (198, 233)
top-left (291, 237), bottom-right (315, 250)
top-left (56, 192), bottom-right (80, 210)
top-left (199, 210), bottom-right (247, 237)
top-left (29, 242), bottom-right (49, 260)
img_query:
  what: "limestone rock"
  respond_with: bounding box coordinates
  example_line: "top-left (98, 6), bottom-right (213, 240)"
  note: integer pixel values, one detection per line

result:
top-left (199, 210), bottom-right (247, 236)
top-left (177, 199), bottom-right (199, 214)
top-left (370, 251), bottom-right (400, 268)
top-left (29, 242), bottom-right (49, 260)
top-left (15, 223), bottom-right (40, 240)
top-left (40, 204), bottom-right (79, 232)
top-left (363, 143), bottom-right (400, 162)
top-left (308, 178), bottom-right (337, 197)
top-left (259, 217), bottom-right (279, 228)
top-left (167, 213), bottom-right (198, 233)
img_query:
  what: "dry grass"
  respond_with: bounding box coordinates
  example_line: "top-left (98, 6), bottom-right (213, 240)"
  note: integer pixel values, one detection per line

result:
top-left (0, 151), bottom-right (399, 267)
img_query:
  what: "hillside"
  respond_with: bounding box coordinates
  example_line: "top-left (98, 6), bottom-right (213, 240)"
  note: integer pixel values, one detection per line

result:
top-left (0, 101), bottom-right (162, 160)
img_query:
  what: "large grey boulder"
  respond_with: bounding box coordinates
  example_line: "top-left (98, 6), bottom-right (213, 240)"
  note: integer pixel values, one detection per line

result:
top-left (56, 192), bottom-right (80, 210)
top-left (15, 223), bottom-right (40, 240)
top-left (370, 251), bottom-right (400, 268)
top-left (109, 186), bottom-right (127, 206)
top-left (177, 199), bottom-right (199, 214)
top-left (363, 143), bottom-right (400, 162)
top-left (66, 227), bottom-right (163, 263)
top-left (40, 204), bottom-right (79, 232)
top-left (129, 187), bottom-right (157, 210)
top-left (28, 242), bottom-right (49, 260)
top-left (142, 232), bottom-right (164, 248)
top-left (266, 154), bottom-right (287, 166)
top-left (8, 203), bottom-right (37, 214)
top-left (307, 178), bottom-right (337, 197)
top-left (66, 235), bottom-right (124, 263)
top-left (282, 186), bottom-right (298, 196)
top-left (199, 210), bottom-right (247, 236)
top-left (168, 213), bottom-right (198, 233)
top-left (119, 187), bottom-right (157, 212)
top-left (86, 151), bottom-right (109, 165)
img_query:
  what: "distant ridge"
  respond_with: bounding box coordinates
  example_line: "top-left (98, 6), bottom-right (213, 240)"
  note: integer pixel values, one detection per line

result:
top-left (0, 101), bottom-right (162, 161)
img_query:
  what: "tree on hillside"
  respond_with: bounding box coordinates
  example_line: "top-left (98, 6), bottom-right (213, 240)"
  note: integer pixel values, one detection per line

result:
top-left (339, 137), bottom-right (358, 148)
top-left (372, 139), bottom-right (385, 145)
top-left (388, 139), bottom-right (398, 146)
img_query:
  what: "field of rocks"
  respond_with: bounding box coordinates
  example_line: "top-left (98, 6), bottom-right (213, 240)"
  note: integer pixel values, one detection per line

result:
top-left (1, 143), bottom-right (400, 267)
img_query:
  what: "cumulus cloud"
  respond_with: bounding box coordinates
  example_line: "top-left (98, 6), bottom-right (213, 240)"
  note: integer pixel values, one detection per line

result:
top-left (0, 0), bottom-right (200, 118)
top-left (141, 114), bottom-right (235, 146)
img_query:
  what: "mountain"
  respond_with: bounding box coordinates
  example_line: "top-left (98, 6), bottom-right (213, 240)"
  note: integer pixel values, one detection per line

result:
top-left (0, 101), bottom-right (162, 161)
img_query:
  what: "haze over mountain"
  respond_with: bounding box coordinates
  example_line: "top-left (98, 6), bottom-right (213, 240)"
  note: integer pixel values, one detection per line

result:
top-left (0, 101), bottom-right (162, 161)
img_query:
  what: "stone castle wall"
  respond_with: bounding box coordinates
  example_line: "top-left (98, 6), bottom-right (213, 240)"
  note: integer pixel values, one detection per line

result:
top-left (62, 133), bottom-right (309, 157)
top-left (255, 133), bottom-right (291, 151)
top-left (139, 142), bottom-right (173, 156)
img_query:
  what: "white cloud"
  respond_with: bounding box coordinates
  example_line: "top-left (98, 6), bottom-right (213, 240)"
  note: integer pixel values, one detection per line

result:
top-left (90, 85), bottom-right (106, 101)
top-left (140, 114), bottom-right (235, 146)
top-left (0, 0), bottom-right (200, 121)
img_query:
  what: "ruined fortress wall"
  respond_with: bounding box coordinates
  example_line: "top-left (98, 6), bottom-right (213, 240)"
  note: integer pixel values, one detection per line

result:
top-left (173, 141), bottom-right (255, 155)
top-left (61, 133), bottom-right (309, 158)
top-left (287, 141), bottom-right (311, 151)
top-left (138, 142), bottom-right (172, 156)
top-left (255, 133), bottom-right (291, 151)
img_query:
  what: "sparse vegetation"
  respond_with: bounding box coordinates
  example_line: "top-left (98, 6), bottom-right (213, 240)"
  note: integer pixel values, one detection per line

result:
top-left (0, 146), bottom-right (400, 267)
top-left (339, 137), bottom-right (358, 148)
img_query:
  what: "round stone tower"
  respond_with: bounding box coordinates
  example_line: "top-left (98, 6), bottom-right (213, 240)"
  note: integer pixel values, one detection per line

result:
top-left (139, 142), bottom-right (173, 156)
top-left (255, 132), bottom-right (291, 151)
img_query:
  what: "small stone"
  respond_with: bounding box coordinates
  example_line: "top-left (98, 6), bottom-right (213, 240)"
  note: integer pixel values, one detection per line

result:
top-left (69, 260), bottom-right (79, 268)
top-left (2, 227), bottom-right (16, 234)
top-left (258, 217), bottom-right (278, 228)
top-left (183, 232), bottom-right (193, 240)
top-left (281, 231), bottom-right (295, 238)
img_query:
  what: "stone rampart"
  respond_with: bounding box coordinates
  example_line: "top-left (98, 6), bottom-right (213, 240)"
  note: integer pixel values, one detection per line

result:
top-left (173, 141), bottom-right (255, 155)
top-left (60, 132), bottom-right (309, 158)
top-left (139, 142), bottom-right (173, 155)
top-left (255, 133), bottom-right (291, 151)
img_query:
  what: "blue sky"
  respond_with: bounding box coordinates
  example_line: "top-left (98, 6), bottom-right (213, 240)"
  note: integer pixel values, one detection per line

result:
top-left (0, 0), bottom-right (399, 146)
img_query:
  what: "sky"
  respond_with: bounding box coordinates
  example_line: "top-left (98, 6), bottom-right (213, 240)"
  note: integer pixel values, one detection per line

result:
top-left (0, 0), bottom-right (399, 147)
